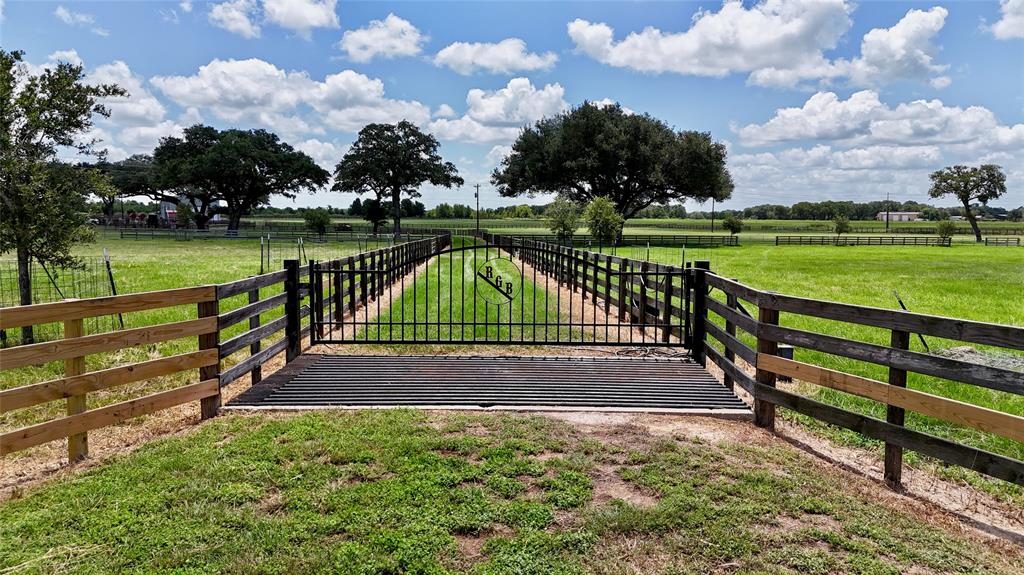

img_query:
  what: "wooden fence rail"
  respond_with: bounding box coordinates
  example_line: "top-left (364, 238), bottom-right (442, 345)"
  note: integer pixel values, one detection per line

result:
top-left (489, 234), bottom-right (1024, 487)
top-left (775, 236), bottom-right (952, 246)
top-left (0, 235), bottom-right (448, 462)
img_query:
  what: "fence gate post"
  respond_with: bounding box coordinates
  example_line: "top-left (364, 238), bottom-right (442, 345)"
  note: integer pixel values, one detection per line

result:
top-left (284, 259), bottom-right (301, 363)
top-left (885, 329), bottom-right (911, 488)
top-left (64, 315), bottom-right (87, 461)
top-left (198, 296), bottom-right (220, 419)
top-left (248, 287), bottom-right (262, 385)
top-left (754, 302), bottom-right (779, 429)
top-left (691, 261), bottom-right (709, 366)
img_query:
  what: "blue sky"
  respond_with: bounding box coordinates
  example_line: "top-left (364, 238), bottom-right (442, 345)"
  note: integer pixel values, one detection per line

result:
top-left (3, 0), bottom-right (1023, 210)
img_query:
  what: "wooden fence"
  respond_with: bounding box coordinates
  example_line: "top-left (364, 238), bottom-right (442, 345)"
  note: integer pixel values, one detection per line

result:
top-left (0, 235), bottom-right (447, 461)
top-left (775, 236), bottom-right (952, 246)
top-left (494, 233), bottom-right (738, 247)
top-left (985, 238), bottom-right (1021, 246)
top-left (491, 234), bottom-right (1024, 487)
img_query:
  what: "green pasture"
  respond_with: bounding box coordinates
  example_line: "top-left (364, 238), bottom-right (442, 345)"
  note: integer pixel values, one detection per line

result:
top-left (601, 243), bottom-right (1024, 475)
top-left (3, 410), bottom-right (1020, 574)
top-left (2, 235), bottom-right (1021, 497)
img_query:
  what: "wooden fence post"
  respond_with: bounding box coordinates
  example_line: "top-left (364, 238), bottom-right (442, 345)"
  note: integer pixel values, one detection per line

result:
top-left (885, 329), bottom-right (911, 488)
top-left (347, 256), bottom-right (357, 315)
top-left (284, 259), bottom-right (301, 363)
top-left (198, 296), bottom-right (220, 419)
top-left (691, 262), bottom-right (709, 366)
top-left (64, 315), bottom-right (87, 462)
top-left (248, 287), bottom-right (262, 385)
top-left (332, 260), bottom-right (342, 324)
top-left (310, 260), bottom-right (324, 340)
top-left (618, 258), bottom-right (630, 322)
top-left (604, 257), bottom-right (613, 315)
top-left (754, 303), bottom-right (779, 429)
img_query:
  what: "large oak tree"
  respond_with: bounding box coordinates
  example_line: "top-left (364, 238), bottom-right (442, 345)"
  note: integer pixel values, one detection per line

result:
top-left (0, 50), bottom-right (124, 342)
top-left (333, 121), bottom-right (463, 239)
top-left (492, 102), bottom-right (733, 223)
top-left (928, 164), bottom-right (1006, 243)
top-left (153, 125), bottom-right (329, 230)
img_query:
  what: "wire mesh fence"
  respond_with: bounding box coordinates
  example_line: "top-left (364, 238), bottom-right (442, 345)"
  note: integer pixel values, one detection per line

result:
top-left (0, 256), bottom-right (120, 345)
top-left (258, 235), bottom-right (409, 273)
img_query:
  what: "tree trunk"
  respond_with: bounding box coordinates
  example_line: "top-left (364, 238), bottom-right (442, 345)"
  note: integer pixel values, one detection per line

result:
top-left (194, 212), bottom-right (211, 230)
top-left (228, 210), bottom-right (243, 232)
top-left (16, 247), bottom-right (33, 344)
top-left (962, 201), bottom-right (982, 243)
top-left (392, 189), bottom-right (402, 241)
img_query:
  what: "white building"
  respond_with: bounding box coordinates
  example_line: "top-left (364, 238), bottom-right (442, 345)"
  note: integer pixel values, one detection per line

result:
top-left (876, 211), bottom-right (921, 222)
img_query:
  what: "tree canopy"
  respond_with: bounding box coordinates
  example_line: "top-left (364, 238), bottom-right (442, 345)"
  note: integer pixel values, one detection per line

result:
top-left (928, 164), bottom-right (1006, 242)
top-left (333, 121), bottom-right (463, 238)
top-left (1, 49), bottom-right (123, 341)
top-left (95, 154), bottom-right (156, 221)
top-left (492, 102), bottom-right (733, 222)
top-left (153, 125), bottom-right (329, 230)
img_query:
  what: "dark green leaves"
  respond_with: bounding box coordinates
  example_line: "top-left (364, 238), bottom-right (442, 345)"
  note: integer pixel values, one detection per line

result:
top-left (492, 102), bottom-right (733, 221)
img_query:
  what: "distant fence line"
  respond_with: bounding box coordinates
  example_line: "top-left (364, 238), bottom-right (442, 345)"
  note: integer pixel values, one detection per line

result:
top-left (775, 236), bottom-right (953, 247)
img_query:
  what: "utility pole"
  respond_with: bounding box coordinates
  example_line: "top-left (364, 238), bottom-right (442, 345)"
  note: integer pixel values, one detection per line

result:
top-left (474, 183), bottom-right (481, 237)
top-left (885, 191), bottom-right (890, 232)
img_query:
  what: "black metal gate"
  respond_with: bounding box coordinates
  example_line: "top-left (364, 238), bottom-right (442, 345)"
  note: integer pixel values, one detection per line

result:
top-left (307, 238), bottom-right (692, 346)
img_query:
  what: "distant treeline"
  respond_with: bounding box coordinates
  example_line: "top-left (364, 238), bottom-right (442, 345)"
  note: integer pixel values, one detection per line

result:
top-left (90, 198), bottom-right (1024, 223)
top-left (684, 201), bottom-right (1024, 222)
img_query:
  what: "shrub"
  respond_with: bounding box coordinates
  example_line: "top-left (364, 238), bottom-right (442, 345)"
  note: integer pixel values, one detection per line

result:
top-left (935, 220), bottom-right (957, 239)
top-left (583, 197), bottom-right (624, 246)
top-left (722, 215), bottom-right (744, 235)
top-left (546, 197), bottom-right (581, 242)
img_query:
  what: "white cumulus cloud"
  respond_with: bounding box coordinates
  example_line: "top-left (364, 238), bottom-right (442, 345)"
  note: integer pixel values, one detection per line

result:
top-left (263, 0), bottom-right (338, 39)
top-left (150, 58), bottom-right (431, 136)
top-left (434, 38), bottom-right (557, 75)
top-left (429, 78), bottom-right (568, 144)
top-left (991, 0), bottom-right (1024, 39)
top-left (339, 14), bottom-right (426, 62)
top-left (209, 0), bottom-right (260, 38)
top-left (735, 90), bottom-right (1024, 152)
top-left (569, 1), bottom-right (951, 89)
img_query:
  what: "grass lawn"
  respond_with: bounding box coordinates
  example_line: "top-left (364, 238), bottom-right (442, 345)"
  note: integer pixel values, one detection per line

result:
top-left (605, 243), bottom-right (1024, 484)
top-left (2, 410), bottom-right (1020, 575)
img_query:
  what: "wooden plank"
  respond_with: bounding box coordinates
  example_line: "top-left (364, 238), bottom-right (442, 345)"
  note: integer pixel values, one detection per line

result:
top-left (759, 292), bottom-right (1024, 351)
top-left (758, 354), bottom-right (1024, 443)
top-left (706, 297), bottom-right (758, 336)
top-left (0, 350), bottom-right (219, 413)
top-left (216, 270), bottom-right (287, 300)
top-left (749, 378), bottom-right (1024, 485)
top-left (705, 274), bottom-right (761, 306)
top-left (65, 317), bottom-right (87, 462)
top-left (0, 317), bottom-right (218, 370)
top-left (218, 292), bottom-right (287, 330)
top-left (705, 318), bottom-right (756, 366)
top-left (705, 344), bottom-right (756, 396)
top-left (220, 334), bottom-right (290, 387)
top-left (0, 380), bottom-right (219, 456)
top-left (220, 315), bottom-right (287, 358)
top-left (758, 323), bottom-right (1023, 395)
top-left (0, 286), bottom-right (215, 329)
